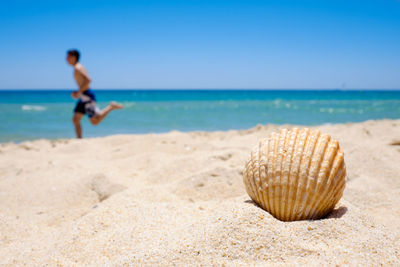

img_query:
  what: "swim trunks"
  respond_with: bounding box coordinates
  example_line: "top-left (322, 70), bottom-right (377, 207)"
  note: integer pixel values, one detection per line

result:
top-left (73, 89), bottom-right (100, 118)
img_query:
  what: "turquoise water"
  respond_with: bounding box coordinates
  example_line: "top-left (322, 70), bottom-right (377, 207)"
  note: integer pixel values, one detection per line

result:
top-left (1, 90), bottom-right (400, 143)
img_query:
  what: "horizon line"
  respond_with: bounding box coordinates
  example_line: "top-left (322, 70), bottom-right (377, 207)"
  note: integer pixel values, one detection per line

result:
top-left (1, 88), bottom-right (400, 91)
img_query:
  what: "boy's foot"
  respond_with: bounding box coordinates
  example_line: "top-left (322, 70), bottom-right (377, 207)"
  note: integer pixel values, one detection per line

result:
top-left (110, 101), bottom-right (124, 110)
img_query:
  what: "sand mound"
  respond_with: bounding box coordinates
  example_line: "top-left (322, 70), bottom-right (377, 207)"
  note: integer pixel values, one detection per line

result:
top-left (173, 167), bottom-right (244, 201)
top-left (90, 174), bottom-right (126, 202)
top-left (0, 119), bottom-right (399, 265)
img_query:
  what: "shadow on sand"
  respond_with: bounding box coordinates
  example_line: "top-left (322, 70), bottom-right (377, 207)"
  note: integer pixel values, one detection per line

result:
top-left (244, 199), bottom-right (348, 221)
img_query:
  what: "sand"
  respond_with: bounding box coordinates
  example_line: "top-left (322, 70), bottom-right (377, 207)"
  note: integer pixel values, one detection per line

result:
top-left (1, 119), bottom-right (399, 266)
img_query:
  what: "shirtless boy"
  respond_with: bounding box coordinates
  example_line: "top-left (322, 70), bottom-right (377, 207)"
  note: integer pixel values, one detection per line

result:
top-left (66, 49), bottom-right (123, 138)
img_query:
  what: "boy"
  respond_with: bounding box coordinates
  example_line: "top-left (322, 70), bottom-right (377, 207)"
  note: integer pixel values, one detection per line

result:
top-left (66, 49), bottom-right (123, 138)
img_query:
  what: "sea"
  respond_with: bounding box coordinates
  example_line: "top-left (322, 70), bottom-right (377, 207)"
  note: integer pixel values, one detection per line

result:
top-left (1, 89), bottom-right (400, 143)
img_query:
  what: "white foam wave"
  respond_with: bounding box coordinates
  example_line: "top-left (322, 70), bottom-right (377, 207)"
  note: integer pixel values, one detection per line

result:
top-left (21, 105), bottom-right (47, 111)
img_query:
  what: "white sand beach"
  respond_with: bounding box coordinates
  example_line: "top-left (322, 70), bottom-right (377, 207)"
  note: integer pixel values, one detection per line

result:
top-left (1, 119), bottom-right (400, 265)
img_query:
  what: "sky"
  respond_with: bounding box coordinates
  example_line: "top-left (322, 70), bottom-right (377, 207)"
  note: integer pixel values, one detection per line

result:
top-left (0, 0), bottom-right (399, 90)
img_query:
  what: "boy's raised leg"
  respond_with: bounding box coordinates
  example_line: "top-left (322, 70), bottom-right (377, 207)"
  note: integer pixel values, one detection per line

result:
top-left (90, 101), bottom-right (123, 125)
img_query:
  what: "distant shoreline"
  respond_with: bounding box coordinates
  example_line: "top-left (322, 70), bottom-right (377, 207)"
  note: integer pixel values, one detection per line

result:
top-left (2, 118), bottom-right (399, 144)
top-left (2, 90), bottom-right (399, 143)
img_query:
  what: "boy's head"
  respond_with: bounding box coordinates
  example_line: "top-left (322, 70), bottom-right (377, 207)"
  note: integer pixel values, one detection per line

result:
top-left (66, 49), bottom-right (80, 65)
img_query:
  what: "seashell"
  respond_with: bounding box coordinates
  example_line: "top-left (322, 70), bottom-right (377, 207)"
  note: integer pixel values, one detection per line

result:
top-left (243, 128), bottom-right (346, 221)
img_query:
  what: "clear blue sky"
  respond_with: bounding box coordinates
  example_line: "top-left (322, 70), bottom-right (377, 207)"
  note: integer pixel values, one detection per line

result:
top-left (1, 0), bottom-right (399, 89)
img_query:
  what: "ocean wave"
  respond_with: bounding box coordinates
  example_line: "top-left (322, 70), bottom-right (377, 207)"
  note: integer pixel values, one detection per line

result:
top-left (21, 105), bottom-right (47, 111)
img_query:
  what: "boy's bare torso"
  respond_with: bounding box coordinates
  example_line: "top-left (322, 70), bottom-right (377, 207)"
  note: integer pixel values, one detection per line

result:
top-left (74, 63), bottom-right (91, 91)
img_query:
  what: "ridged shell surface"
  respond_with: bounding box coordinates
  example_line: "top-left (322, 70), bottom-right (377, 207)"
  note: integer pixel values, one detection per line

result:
top-left (243, 128), bottom-right (346, 221)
